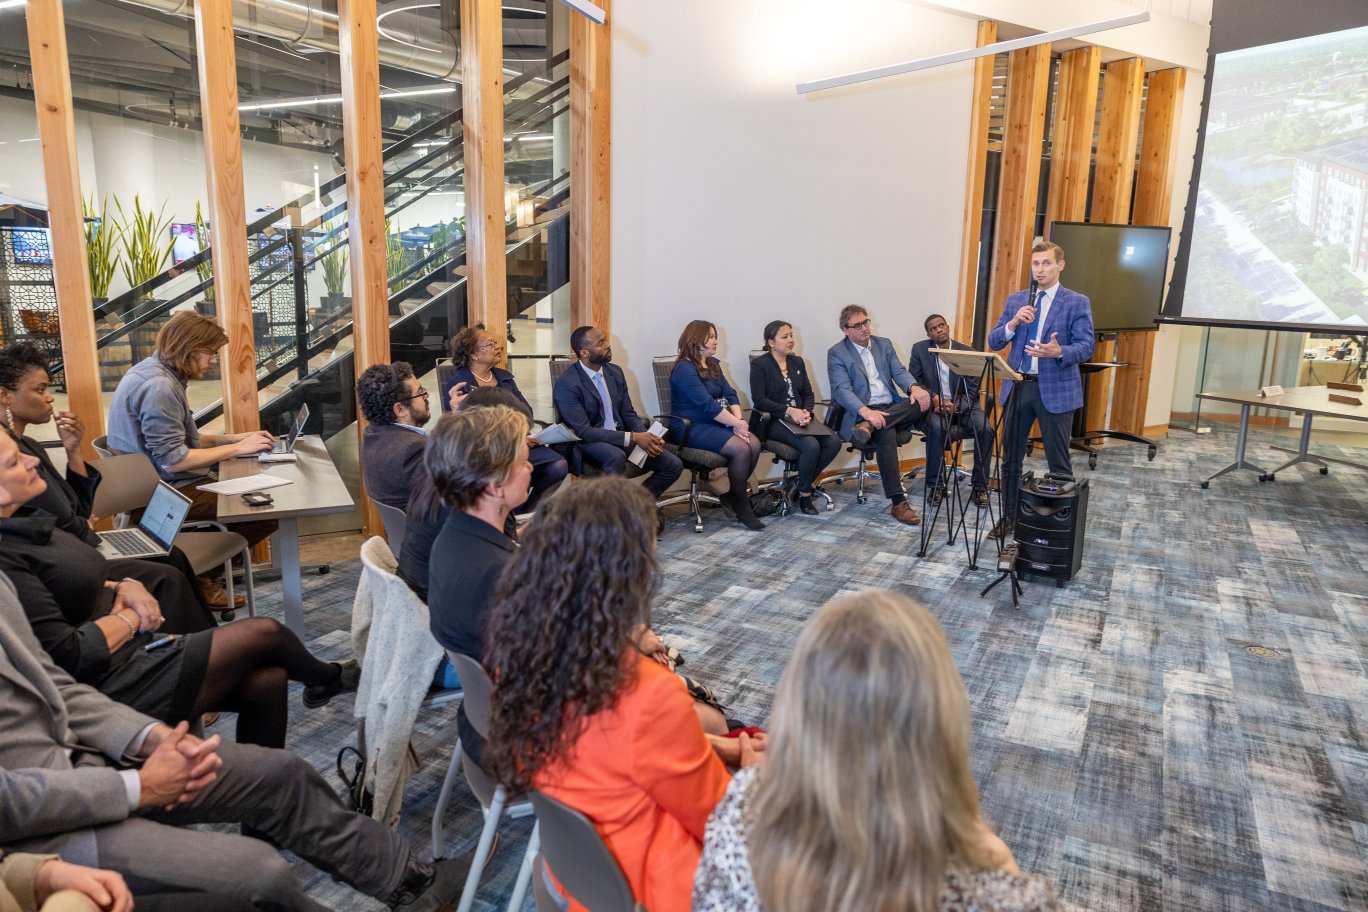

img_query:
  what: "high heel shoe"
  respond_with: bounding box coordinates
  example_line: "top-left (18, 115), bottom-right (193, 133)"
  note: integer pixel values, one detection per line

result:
top-left (731, 490), bottom-right (765, 531)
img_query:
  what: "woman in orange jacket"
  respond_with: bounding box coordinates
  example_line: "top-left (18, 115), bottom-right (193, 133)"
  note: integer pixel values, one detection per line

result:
top-left (484, 476), bottom-right (758, 912)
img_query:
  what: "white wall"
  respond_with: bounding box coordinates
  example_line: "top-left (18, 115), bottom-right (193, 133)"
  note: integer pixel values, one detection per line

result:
top-left (610, 0), bottom-right (979, 416)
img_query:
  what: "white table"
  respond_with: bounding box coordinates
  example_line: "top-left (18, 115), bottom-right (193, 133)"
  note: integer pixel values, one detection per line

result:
top-left (216, 435), bottom-right (354, 634)
top-left (1196, 386), bottom-right (1368, 488)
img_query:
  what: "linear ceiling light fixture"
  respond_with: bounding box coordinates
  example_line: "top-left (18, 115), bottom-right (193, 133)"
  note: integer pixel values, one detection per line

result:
top-left (239, 84), bottom-right (456, 112)
top-left (796, 7), bottom-right (1150, 95)
top-left (558, 0), bottom-right (605, 25)
top-left (0, 0), bottom-right (28, 11)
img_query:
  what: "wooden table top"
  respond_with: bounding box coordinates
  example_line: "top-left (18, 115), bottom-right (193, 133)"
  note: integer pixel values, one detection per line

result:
top-left (214, 435), bottom-right (355, 523)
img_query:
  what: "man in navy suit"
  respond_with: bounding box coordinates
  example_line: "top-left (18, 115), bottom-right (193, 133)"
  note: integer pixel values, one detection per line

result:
top-left (552, 326), bottom-right (683, 512)
top-left (827, 305), bottom-right (931, 525)
top-left (987, 240), bottom-right (1095, 540)
top-left (909, 314), bottom-right (994, 508)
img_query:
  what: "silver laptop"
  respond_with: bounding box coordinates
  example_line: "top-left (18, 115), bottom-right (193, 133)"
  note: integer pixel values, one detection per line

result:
top-left (97, 481), bottom-right (193, 559)
top-left (267, 404), bottom-right (310, 455)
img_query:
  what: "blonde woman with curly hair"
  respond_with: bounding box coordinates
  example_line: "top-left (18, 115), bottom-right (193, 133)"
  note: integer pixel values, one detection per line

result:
top-left (693, 590), bottom-right (1062, 912)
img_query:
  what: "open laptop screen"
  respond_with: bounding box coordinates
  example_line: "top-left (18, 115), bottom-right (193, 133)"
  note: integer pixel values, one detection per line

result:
top-left (286, 403), bottom-right (310, 449)
top-left (139, 482), bottom-right (193, 550)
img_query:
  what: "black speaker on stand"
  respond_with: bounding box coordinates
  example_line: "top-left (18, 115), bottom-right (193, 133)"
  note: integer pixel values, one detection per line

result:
top-left (1013, 473), bottom-right (1088, 585)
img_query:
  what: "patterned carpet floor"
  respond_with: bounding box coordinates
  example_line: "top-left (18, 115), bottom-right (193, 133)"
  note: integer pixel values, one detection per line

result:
top-left (237, 425), bottom-right (1368, 911)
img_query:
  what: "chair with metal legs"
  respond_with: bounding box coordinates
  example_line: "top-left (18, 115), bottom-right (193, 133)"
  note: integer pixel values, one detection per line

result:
top-left (431, 653), bottom-right (538, 912)
top-left (821, 401), bottom-right (920, 504)
top-left (530, 791), bottom-right (645, 912)
top-left (91, 453), bottom-right (256, 620)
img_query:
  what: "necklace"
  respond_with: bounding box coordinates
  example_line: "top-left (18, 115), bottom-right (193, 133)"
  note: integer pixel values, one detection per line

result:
top-left (472, 368), bottom-right (495, 384)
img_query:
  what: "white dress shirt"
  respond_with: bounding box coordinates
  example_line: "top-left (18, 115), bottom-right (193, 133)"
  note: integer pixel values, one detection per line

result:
top-left (856, 342), bottom-right (892, 405)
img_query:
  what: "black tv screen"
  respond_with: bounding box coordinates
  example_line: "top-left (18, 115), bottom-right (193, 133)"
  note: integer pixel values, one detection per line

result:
top-left (1049, 222), bottom-right (1172, 334)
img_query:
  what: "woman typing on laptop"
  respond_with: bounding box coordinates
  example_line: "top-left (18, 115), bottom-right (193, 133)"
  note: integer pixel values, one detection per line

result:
top-left (0, 431), bottom-right (360, 749)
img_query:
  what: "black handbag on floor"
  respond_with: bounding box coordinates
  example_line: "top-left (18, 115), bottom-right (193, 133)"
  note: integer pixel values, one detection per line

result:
top-left (336, 745), bottom-right (374, 816)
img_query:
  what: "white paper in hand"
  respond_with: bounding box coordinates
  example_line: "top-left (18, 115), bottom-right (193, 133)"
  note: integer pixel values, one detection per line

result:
top-left (628, 421), bottom-right (667, 467)
top-left (534, 423), bottom-right (581, 445)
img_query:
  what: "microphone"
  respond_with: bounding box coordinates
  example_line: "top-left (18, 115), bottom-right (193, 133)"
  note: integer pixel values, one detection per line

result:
top-left (1028, 278), bottom-right (1039, 310)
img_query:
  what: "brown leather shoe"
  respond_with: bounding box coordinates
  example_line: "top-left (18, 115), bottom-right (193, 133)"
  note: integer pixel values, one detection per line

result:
top-left (891, 501), bottom-right (921, 525)
top-left (200, 577), bottom-right (246, 610)
top-left (851, 421), bottom-right (875, 448)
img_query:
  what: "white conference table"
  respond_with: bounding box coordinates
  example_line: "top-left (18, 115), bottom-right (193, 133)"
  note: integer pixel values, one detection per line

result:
top-left (1196, 386), bottom-right (1368, 488)
top-left (215, 435), bottom-right (354, 634)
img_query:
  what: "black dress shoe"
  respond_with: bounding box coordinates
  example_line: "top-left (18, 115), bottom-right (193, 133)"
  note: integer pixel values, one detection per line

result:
top-left (388, 853), bottom-right (472, 910)
top-left (303, 659), bottom-right (361, 708)
top-left (798, 494), bottom-right (819, 515)
top-left (988, 518), bottom-right (1014, 541)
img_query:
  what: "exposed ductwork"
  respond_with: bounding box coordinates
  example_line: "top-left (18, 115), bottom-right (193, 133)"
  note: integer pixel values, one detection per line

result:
top-left (105, 0), bottom-right (549, 81)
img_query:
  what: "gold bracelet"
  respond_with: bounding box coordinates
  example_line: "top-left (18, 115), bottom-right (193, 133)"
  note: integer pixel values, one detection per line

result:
top-left (113, 609), bottom-right (138, 637)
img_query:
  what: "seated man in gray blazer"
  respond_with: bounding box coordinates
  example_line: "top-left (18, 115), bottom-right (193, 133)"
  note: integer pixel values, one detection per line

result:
top-left (357, 361), bottom-right (432, 510)
top-left (827, 305), bottom-right (931, 525)
top-left (0, 572), bottom-right (466, 912)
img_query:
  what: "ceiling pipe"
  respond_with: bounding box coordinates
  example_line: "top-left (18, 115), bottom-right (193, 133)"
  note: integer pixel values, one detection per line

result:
top-left (104, 0), bottom-right (497, 81)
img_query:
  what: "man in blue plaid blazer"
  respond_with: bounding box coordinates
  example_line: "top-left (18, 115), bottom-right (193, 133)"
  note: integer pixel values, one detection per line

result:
top-left (987, 240), bottom-right (1095, 539)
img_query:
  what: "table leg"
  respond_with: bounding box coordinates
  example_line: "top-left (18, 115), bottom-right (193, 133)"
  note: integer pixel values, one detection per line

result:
top-left (1267, 411), bottom-right (1368, 475)
top-left (274, 517), bottom-right (305, 636)
top-left (1202, 403), bottom-right (1269, 488)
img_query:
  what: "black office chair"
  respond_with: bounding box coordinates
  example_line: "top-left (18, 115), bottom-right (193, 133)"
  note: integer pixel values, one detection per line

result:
top-left (436, 360), bottom-right (457, 412)
top-left (650, 357), bottom-right (728, 533)
top-left (823, 400), bottom-right (920, 504)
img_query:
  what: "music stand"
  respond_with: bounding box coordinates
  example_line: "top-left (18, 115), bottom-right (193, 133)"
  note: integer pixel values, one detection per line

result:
top-left (921, 349), bottom-right (1019, 571)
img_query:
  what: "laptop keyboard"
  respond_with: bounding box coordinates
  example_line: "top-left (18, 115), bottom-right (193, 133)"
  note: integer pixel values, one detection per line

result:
top-left (104, 530), bottom-right (151, 553)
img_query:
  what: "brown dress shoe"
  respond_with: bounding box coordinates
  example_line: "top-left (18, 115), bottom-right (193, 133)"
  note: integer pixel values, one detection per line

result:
top-left (200, 577), bottom-right (246, 610)
top-left (891, 501), bottom-right (921, 525)
top-left (851, 421), bottom-right (875, 448)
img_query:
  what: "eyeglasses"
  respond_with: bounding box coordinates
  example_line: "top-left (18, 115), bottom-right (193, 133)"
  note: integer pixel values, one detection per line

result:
top-left (477, 340), bottom-right (500, 350)
top-left (845, 319), bottom-right (872, 331)
top-left (402, 388), bottom-right (430, 402)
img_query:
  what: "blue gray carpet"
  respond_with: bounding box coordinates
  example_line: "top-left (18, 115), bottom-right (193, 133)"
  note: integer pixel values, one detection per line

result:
top-left (239, 426), bottom-right (1368, 911)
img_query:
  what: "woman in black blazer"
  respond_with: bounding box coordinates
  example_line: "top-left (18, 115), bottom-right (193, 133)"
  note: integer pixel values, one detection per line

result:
top-left (749, 321), bottom-right (841, 514)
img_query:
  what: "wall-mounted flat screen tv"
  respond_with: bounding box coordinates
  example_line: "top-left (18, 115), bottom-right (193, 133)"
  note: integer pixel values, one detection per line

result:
top-left (10, 226), bottom-right (53, 266)
top-left (1049, 222), bottom-right (1172, 334)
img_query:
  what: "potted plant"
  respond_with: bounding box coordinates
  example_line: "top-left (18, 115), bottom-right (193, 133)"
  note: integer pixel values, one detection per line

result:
top-left (193, 201), bottom-right (214, 314)
top-left (385, 218), bottom-right (406, 294)
top-left (83, 193), bottom-right (122, 315)
top-left (316, 220), bottom-right (349, 319)
top-left (115, 194), bottom-right (172, 360)
top-left (115, 194), bottom-right (172, 303)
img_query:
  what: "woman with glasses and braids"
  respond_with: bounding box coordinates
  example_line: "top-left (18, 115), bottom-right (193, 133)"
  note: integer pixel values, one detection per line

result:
top-left (692, 590), bottom-right (1060, 912)
top-left (439, 324), bottom-right (567, 512)
top-left (485, 476), bottom-right (757, 912)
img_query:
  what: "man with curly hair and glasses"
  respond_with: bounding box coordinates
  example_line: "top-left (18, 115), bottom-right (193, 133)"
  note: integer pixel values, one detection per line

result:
top-left (356, 361), bottom-right (432, 510)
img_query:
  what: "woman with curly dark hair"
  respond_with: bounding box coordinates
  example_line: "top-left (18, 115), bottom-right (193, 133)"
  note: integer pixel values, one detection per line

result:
top-left (484, 476), bottom-right (748, 912)
top-left (438, 324), bottom-right (566, 512)
top-left (669, 320), bottom-right (764, 530)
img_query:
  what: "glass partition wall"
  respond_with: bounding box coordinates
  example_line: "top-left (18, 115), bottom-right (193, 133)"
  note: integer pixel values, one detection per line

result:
top-left (1170, 324), bottom-right (1368, 446)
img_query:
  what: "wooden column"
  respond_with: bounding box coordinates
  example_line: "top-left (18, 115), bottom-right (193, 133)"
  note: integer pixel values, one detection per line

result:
top-left (1114, 67), bottom-right (1187, 436)
top-left (986, 43), bottom-right (1052, 336)
top-left (1044, 46), bottom-right (1100, 229)
top-left (27, 0), bottom-right (103, 460)
top-left (339, 0), bottom-right (391, 536)
top-left (1083, 56), bottom-right (1144, 431)
top-left (570, 0), bottom-right (612, 333)
top-left (462, 0), bottom-right (508, 349)
top-left (953, 20), bottom-right (997, 340)
top-left (193, 0), bottom-right (258, 432)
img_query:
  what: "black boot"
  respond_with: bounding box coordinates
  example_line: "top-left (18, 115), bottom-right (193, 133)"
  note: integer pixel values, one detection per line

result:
top-left (798, 493), bottom-right (819, 515)
top-left (731, 489), bottom-right (765, 531)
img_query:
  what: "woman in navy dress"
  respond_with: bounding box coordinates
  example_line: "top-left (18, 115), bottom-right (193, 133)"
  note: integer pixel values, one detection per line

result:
top-left (669, 320), bottom-right (764, 530)
top-left (441, 324), bottom-right (568, 512)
